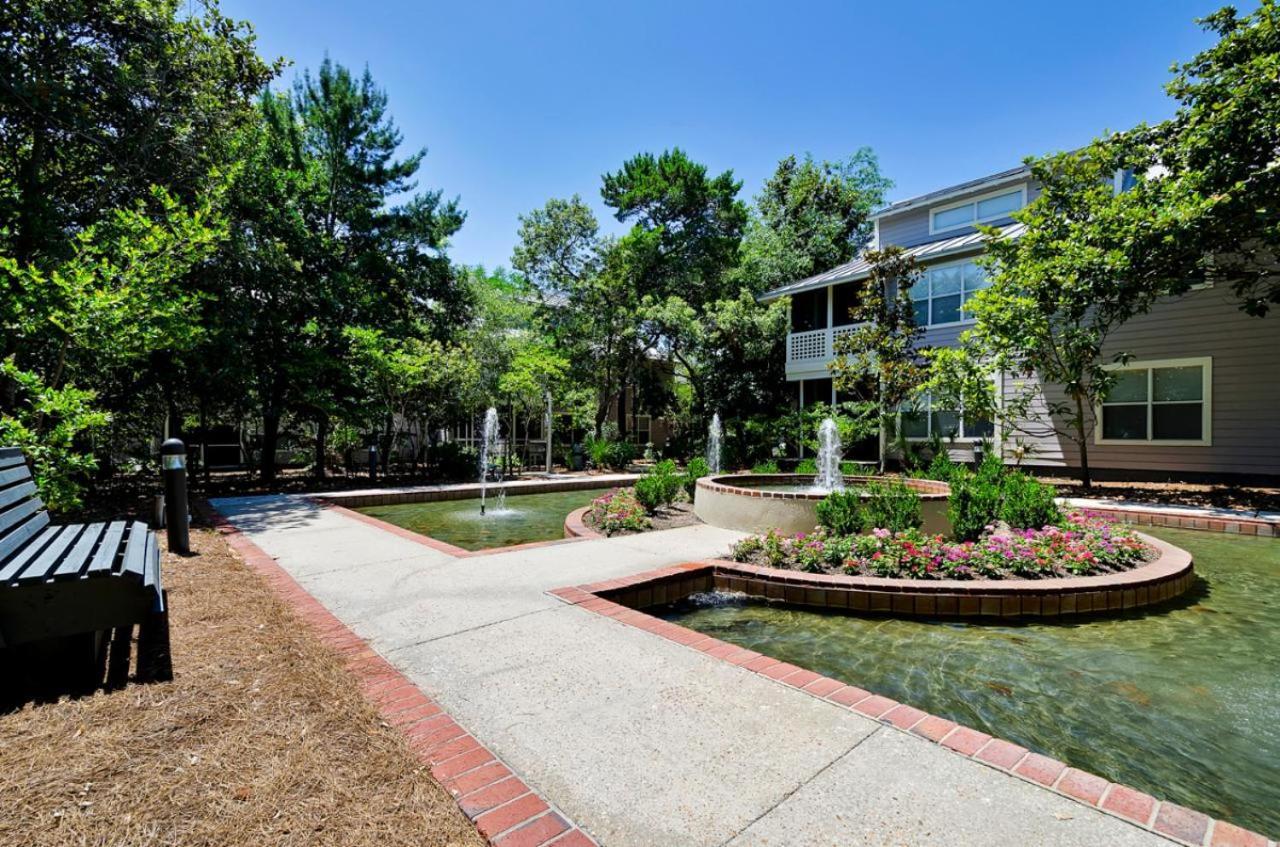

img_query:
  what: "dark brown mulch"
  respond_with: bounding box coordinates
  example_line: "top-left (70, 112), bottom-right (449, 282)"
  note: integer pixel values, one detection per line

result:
top-left (585, 500), bottom-right (703, 536)
top-left (1043, 478), bottom-right (1280, 514)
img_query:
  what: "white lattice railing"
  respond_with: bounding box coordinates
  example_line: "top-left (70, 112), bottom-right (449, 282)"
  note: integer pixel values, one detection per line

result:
top-left (787, 328), bottom-right (829, 362)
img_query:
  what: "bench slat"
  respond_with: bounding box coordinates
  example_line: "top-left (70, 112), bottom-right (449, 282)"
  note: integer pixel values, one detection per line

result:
top-left (0, 524), bottom-right (57, 580)
top-left (86, 521), bottom-right (128, 575)
top-left (121, 522), bottom-right (149, 579)
top-left (0, 465), bottom-right (33, 487)
top-left (0, 480), bottom-right (37, 512)
top-left (14, 524), bottom-right (86, 582)
top-left (144, 533), bottom-right (160, 589)
top-left (0, 499), bottom-right (47, 555)
top-left (0, 452), bottom-right (26, 471)
top-left (0, 523), bottom-right (70, 582)
top-left (54, 522), bottom-right (107, 578)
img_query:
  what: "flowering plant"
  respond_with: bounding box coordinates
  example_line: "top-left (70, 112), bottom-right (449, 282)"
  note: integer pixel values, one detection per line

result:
top-left (730, 511), bottom-right (1150, 580)
top-left (589, 488), bottom-right (651, 535)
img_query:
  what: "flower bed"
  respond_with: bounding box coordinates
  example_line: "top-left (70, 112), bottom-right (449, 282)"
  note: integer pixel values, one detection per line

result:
top-left (730, 512), bottom-right (1154, 580)
top-left (587, 488), bottom-right (652, 535)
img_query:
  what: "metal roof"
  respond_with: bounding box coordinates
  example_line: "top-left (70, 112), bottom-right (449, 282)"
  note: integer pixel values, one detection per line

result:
top-left (870, 164), bottom-right (1032, 219)
top-left (758, 222), bottom-right (1024, 302)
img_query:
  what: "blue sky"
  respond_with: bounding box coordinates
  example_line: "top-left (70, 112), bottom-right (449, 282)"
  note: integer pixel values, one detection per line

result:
top-left (222, 0), bottom-right (1224, 269)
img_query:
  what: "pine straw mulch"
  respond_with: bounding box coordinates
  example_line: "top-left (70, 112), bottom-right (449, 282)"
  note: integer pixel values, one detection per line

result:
top-left (0, 527), bottom-right (486, 847)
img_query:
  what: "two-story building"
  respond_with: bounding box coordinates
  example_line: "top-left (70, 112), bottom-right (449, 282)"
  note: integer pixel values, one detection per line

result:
top-left (759, 164), bottom-right (1280, 481)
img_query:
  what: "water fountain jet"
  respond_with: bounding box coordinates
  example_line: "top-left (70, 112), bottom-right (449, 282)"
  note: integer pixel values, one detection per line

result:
top-left (707, 413), bottom-right (723, 474)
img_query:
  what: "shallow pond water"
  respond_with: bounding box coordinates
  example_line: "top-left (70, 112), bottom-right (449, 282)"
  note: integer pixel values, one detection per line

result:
top-left (355, 489), bottom-right (601, 551)
top-left (661, 526), bottom-right (1280, 837)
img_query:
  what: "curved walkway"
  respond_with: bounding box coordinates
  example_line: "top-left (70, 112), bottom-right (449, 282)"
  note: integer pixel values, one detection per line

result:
top-left (211, 494), bottom-right (1201, 847)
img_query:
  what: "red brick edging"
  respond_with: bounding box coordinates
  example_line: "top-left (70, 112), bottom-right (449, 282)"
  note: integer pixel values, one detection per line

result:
top-left (1078, 506), bottom-right (1277, 538)
top-left (315, 499), bottom-right (593, 559)
top-left (549, 565), bottom-right (1275, 847)
top-left (201, 502), bottom-right (598, 847)
top-left (693, 531), bottom-right (1193, 619)
top-left (563, 506), bottom-right (601, 540)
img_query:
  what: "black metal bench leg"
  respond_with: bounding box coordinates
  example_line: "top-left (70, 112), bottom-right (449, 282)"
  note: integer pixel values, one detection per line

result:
top-left (106, 624), bottom-right (133, 689)
top-left (137, 591), bottom-right (172, 683)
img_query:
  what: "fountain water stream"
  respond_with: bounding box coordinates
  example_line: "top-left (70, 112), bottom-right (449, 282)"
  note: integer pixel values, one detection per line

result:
top-left (814, 417), bottom-right (845, 493)
top-left (479, 407), bottom-right (508, 515)
top-left (707, 413), bottom-right (723, 474)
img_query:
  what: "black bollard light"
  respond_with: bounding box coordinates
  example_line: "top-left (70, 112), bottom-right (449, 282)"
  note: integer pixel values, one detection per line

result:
top-left (368, 444), bottom-right (378, 481)
top-left (160, 438), bottom-right (190, 554)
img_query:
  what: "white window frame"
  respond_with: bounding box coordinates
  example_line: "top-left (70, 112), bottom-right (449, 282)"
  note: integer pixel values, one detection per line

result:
top-left (1095, 356), bottom-right (1213, 447)
top-left (898, 390), bottom-right (997, 444)
top-left (929, 185), bottom-right (1027, 235)
top-left (910, 258), bottom-right (989, 329)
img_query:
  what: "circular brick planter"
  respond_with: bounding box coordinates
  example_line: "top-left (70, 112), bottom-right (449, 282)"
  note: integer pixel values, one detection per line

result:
top-left (707, 531), bottom-right (1194, 619)
top-left (563, 506), bottom-right (601, 539)
top-left (694, 474), bottom-right (951, 536)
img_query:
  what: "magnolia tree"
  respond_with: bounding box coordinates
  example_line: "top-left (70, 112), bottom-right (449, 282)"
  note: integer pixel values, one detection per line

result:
top-left (934, 148), bottom-right (1195, 489)
top-left (829, 247), bottom-right (926, 472)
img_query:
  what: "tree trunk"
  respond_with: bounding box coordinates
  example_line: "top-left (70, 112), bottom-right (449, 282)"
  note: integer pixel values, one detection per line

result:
top-left (1073, 391), bottom-right (1092, 490)
top-left (260, 411), bottom-right (281, 485)
top-left (314, 414), bottom-right (328, 480)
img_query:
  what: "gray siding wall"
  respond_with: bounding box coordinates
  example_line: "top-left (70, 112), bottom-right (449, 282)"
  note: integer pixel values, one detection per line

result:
top-left (1000, 285), bottom-right (1280, 476)
top-left (878, 181), bottom-right (1040, 249)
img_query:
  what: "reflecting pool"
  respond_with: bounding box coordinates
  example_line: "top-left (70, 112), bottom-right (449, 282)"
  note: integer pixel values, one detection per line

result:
top-left (661, 527), bottom-right (1280, 836)
top-left (355, 489), bottom-right (600, 551)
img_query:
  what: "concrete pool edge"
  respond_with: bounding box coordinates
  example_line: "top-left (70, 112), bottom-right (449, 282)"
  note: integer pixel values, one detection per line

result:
top-left (314, 498), bottom-right (595, 559)
top-left (199, 500), bottom-right (602, 847)
top-left (548, 563), bottom-right (1274, 847)
top-left (694, 473), bottom-right (951, 535)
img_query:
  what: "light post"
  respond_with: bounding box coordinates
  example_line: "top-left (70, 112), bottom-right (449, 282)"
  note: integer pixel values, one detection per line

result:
top-left (160, 438), bottom-right (189, 554)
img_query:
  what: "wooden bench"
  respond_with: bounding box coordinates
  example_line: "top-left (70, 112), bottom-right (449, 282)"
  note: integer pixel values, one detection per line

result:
top-left (0, 447), bottom-right (170, 682)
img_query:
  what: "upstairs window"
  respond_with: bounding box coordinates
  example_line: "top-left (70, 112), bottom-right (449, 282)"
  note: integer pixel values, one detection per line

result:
top-left (930, 187), bottom-right (1025, 234)
top-left (909, 259), bottom-right (990, 327)
top-left (790, 289), bottom-right (827, 332)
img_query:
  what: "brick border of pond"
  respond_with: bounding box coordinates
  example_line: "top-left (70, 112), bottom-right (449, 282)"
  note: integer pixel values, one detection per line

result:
top-left (1074, 505), bottom-right (1277, 537)
top-left (567, 526), bottom-right (1195, 619)
top-left (201, 500), bottom-right (601, 847)
top-left (549, 562), bottom-right (1275, 847)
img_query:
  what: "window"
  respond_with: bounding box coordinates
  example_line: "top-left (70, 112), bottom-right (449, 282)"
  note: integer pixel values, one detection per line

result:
top-left (790, 289), bottom-right (827, 332)
top-left (832, 281), bottom-right (862, 327)
top-left (801, 378), bottom-right (833, 408)
top-left (930, 187), bottom-right (1025, 234)
top-left (628, 414), bottom-right (652, 445)
top-left (1097, 358), bottom-right (1212, 445)
top-left (909, 259), bottom-right (990, 327)
top-left (899, 393), bottom-right (994, 441)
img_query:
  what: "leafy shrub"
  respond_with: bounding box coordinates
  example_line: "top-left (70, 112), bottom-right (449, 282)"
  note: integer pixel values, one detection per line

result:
top-left (861, 480), bottom-right (923, 533)
top-left (997, 472), bottom-right (1061, 529)
top-left (948, 465), bottom-right (1061, 541)
top-left (432, 441), bottom-right (479, 481)
top-left (751, 459), bottom-right (780, 474)
top-left (633, 475), bottom-right (667, 512)
top-left (924, 450), bottom-right (959, 482)
top-left (947, 469), bottom-right (1004, 542)
top-left (589, 488), bottom-right (651, 535)
top-left (634, 459), bottom-right (681, 512)
top-left (683, 457), bottom-right (710, 497)
top-left (586, 434), bottom-right (637, 470)
top-left (796, 458), bottom-right (818, 474)
top-left (816, 490), bottom-right (864, 535)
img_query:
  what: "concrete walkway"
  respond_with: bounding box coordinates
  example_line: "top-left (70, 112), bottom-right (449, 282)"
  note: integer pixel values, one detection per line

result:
top-left (212, 494), bottom-right (1181, 847)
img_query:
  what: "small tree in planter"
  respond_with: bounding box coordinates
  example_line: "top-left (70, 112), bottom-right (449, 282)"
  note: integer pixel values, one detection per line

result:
top-left (830, 247), bottom-right (927, 473)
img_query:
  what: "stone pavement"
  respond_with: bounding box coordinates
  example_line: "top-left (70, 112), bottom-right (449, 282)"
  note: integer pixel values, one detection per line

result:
top-left (211, 493), bottom-right (1185, 847)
